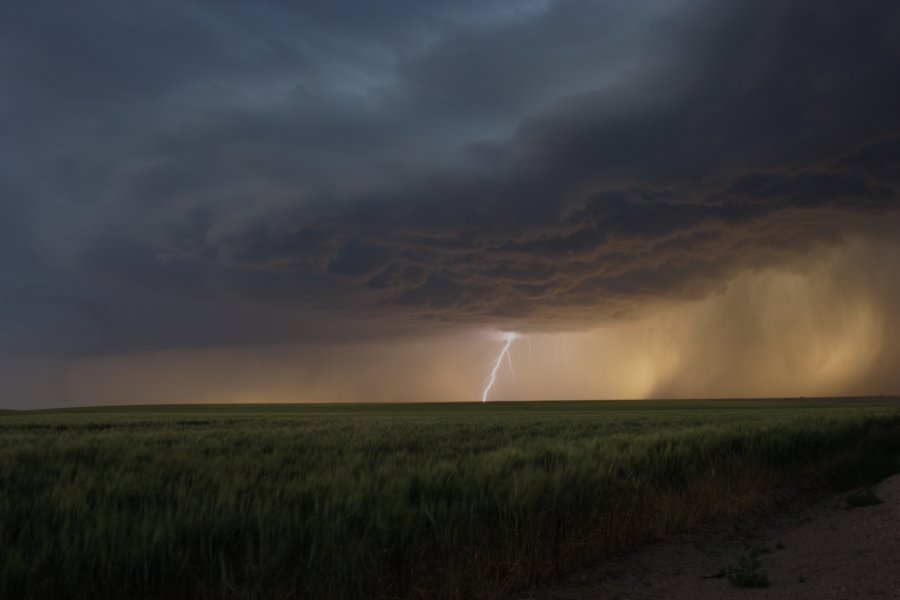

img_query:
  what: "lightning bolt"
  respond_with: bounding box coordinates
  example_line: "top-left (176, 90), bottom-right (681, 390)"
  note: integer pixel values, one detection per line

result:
top-left (481, 332), bottom-right (518, 402)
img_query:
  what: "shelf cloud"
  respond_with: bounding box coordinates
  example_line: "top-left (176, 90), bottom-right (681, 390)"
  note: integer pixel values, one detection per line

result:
top-left (2, 0), bottom-right (899, 405)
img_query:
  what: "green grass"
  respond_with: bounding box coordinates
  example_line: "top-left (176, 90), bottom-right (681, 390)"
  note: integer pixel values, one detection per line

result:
top-left (1, 398), bottom-right (899, 599)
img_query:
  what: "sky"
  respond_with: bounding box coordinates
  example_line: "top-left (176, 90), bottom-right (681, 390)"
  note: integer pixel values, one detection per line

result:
top-left (2, 0), bottom-right (900, 408)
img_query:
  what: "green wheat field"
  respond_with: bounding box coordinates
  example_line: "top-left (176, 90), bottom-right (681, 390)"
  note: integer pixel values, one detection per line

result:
top-left (2, 399), bottom-right (899, 599)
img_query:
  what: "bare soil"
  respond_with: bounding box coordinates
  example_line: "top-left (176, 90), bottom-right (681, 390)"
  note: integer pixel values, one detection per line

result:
top-left (524, 474), bottom-right (900, 600)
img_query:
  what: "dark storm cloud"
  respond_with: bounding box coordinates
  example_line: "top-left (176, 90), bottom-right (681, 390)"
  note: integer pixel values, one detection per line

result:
top-left (2, 0), bottom-right (900, 355)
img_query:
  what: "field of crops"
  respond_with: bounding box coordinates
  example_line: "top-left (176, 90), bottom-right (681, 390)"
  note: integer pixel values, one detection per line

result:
top-left (2, 399), bottom-right (899, 599)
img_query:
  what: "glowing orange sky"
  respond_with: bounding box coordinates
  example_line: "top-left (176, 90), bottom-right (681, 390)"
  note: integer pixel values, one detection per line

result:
top-left (3, 236), bottom-right (895, 409)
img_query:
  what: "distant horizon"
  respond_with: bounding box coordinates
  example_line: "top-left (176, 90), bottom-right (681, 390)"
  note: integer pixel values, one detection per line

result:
top-left (7, 395), bottom-right (900, 414)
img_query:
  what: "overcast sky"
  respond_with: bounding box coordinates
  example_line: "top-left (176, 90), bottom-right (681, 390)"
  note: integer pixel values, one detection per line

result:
top-left (2, 0), bottom-right (900, 407)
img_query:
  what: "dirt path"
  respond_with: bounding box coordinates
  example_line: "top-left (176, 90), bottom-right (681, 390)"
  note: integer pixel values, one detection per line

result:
top-left (524, 475), bottom-right (900, 600)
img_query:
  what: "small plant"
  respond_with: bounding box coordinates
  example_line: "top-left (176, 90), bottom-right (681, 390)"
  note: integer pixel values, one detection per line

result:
top-left (751, 543), bottom-right (773, 554)
top-left (725, 551), bottom-right (770, 588)
top-left (845, 486), bottom-right (882, 510)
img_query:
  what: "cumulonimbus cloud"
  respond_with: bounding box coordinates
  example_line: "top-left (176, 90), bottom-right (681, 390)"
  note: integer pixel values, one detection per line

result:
top-left (1, 0), bottom-right (899, 357)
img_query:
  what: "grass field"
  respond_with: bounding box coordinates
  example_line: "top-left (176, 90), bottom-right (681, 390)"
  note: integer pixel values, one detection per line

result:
top-left (2, 398), bottom-right (899, 599)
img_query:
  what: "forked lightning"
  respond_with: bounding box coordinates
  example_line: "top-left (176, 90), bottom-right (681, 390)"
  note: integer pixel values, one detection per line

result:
top-left (481, 332), bottom-right (518, 402)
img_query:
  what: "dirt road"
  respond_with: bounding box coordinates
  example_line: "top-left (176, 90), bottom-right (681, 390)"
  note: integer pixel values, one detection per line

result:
top-left (525, 475), bottom-right (900, 600)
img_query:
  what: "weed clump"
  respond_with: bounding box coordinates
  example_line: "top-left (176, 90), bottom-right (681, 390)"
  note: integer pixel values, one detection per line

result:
top-left (725, 550), bottom-right (770, 588)
top-left (845, 486), bottom-right (883, 509)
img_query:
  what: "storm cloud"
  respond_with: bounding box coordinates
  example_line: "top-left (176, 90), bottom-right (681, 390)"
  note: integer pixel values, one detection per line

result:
top-left (2, 0), bottom-right (900, 405)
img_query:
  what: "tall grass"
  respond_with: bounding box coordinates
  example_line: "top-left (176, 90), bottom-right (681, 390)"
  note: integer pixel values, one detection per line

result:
top-left (1, 400), bottom-right (898, 599)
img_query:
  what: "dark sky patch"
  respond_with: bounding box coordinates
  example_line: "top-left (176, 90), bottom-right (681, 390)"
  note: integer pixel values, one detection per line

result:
top-left (1, 0), bottom-right (899, 358)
